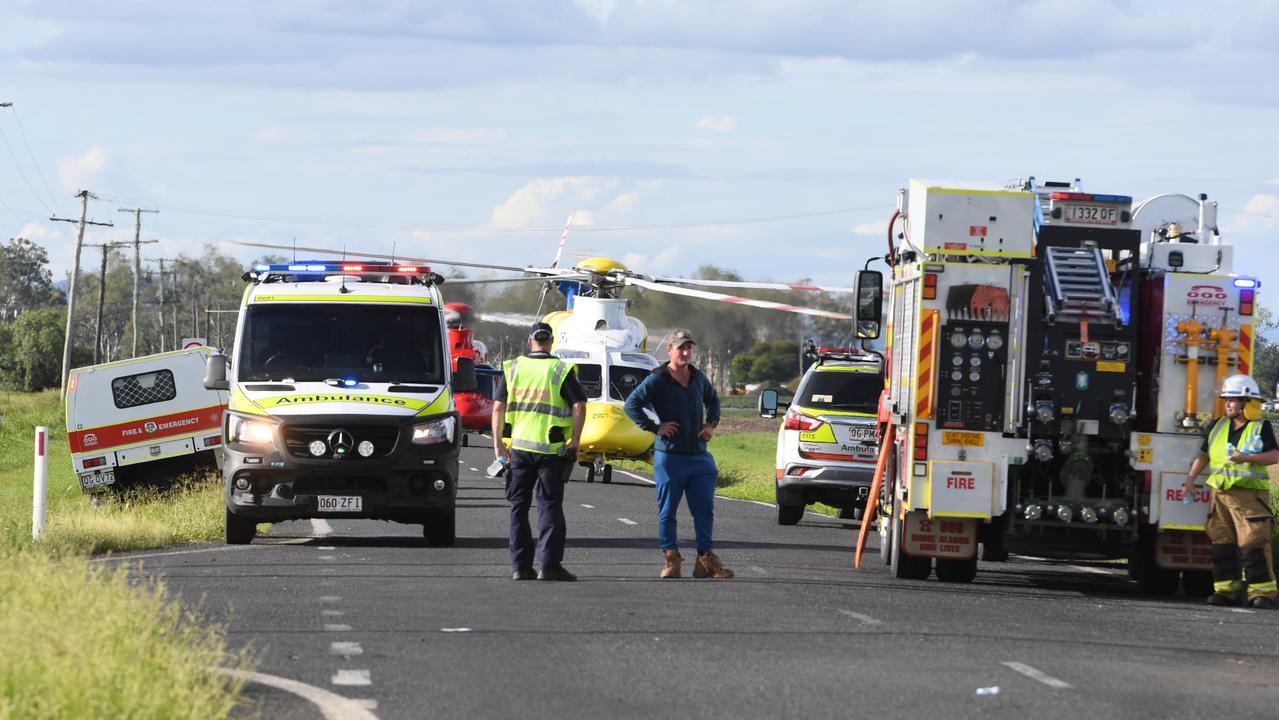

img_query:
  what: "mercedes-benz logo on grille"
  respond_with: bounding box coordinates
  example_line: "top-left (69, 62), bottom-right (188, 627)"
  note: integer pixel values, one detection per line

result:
top-left (327, 430), bottom-right (355, 457)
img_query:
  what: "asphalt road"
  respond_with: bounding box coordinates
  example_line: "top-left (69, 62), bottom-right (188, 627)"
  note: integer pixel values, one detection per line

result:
top-left (110, 438), bottom-right (1279, 720)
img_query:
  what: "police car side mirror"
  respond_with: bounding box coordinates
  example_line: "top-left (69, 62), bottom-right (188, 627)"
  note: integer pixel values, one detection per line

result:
top-left (759, 388), bottom-right (786, 419)
top-left (204, 352), bottom-right (230, 391)
top-left (854, 270), bottom-right (883, 340)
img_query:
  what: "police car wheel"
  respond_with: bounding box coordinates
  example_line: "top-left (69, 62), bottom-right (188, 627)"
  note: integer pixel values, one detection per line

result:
top-left (423, 512), bottom-right (456, 547)
top-left (776, 503), bottom-right (803, 526)
top-left (225, 508), bottom-right (256, 545)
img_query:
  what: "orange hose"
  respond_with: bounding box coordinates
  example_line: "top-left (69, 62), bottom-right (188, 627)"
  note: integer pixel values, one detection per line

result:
top-left (855, 423), bottom-right (895, 569)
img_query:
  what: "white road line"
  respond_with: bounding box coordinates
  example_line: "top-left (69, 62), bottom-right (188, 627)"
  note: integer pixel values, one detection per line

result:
top-left (322, 610), bottom-right (345, 617)
top-left (319, 596), bottom-right (341, 603)
top-left (331, 669), bottom-right (372, 687)
top-left (617, 518), bottom-right (638, 526)
top-left (580, 504), bottom-right (595, 509)
top-left (440, 627), bottom-right (472, 632)
top-left (353, 700), bottom-right (378, 710)
top-left (324, 624), bottom-right (353, 632)
top-left (318, 545), bottom-right (336, 550)
top-left (1067, 564), bottom-right (1119, 576)
top-left (318, 555), bottom-right (336, 561)
top-left (331, 641), bottom-right (364, 656)
top-left (838, 609), bottom-right (882, 626)
top-left (1001, 661), bottom-right (1073, 689)
top-left (749, 565), bottom-right (769, 575)
top-left (90, 545), bottom-right (252, 563)
top-left (469, 467), bottom-right (480, 472)
top-left (215, 668), bottom-right (380, 720)
top-left (312, 518), bottom-right (334, 537)
top-left (615, 469), bottom-right (656, 486)
top-left (1230, 608), bottom-right (1256, 614)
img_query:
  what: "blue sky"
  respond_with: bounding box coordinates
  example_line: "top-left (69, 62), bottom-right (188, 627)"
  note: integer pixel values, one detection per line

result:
top-left (1, 0), bottom-right (1277, 298)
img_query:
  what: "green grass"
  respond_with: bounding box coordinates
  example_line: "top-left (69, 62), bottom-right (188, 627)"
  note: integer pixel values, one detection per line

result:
top-left (0, 390), bottom-right (252, 718)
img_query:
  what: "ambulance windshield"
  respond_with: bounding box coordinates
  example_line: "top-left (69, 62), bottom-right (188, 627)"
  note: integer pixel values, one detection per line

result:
top-left (238, 304), bottom-right (444, 384)
top-left (795, 368), bottom-right (882, 414)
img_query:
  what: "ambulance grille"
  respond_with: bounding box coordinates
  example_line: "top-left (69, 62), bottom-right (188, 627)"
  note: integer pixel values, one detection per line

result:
top-left (292, 476), bottom-right (390, 494)
top-left (282, 425), bottom-right (400, 459)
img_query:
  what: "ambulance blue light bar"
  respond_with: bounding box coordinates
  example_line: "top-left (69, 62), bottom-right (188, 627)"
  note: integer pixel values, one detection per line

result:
top-left (252, 262), bottom-right (428, 275)
top-left (1050, 192), bottom-right (1133, 204)
top-left (1234, 278), bottom-right (1259, 289)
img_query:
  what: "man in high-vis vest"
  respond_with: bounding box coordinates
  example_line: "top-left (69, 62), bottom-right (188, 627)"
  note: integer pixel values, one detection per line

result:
top-left (1183, 374), bottom-right (1279, 608)
top-left (492, 322), bottom-right (587, 582)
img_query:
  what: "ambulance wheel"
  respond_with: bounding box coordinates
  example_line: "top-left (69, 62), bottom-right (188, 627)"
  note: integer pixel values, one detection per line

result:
top-left (225, 508), bottom-right (256, 545)
top-left (890, 497), bottom-right (931, 580)
top-left (776, 503), bottom-right (803, 526)
top-left (935, 557), bottom-right (978, 583)
top-left (462, 434), bottom-right (469, 447)
top-left (601, 464), bottom-right (613, 484)
top-left (1182, 570), bottom-right (1214, 598)
top-left (423, 511), bottom-right (456, 547)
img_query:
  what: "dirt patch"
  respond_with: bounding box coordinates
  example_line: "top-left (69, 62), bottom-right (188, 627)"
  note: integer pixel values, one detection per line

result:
top-left (719, 413), bottom-right (782, 433)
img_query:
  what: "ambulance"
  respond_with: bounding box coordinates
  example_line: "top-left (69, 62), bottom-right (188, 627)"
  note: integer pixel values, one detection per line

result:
top-left (203, 261), bottom-right (460, 546)
top-left (65, 347), bottom-right (228, 493)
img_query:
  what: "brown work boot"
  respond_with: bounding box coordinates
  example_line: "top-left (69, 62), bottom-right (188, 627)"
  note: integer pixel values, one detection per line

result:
top-left (693, 550), bottom-right (734, 579)
top-left (660, 550), bottom-right (682, 579)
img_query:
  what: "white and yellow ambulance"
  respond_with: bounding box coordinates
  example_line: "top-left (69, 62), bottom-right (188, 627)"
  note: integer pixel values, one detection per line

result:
top-left (204, 261), bottom-right (459, 545)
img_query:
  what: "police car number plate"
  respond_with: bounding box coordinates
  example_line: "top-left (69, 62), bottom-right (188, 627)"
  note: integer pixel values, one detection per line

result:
top-left (318, 495), bottom-right (362, 512)
top-left (82, 471), bottom-right (115, 489)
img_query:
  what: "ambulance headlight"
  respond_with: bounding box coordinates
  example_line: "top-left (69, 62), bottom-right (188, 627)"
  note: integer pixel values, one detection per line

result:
top-left (412, 417), bottom-right (456, 445)
top-left (227, 413), bottom-right (278, 447)
top-left (1108, 402), bottom-right (1131, 425)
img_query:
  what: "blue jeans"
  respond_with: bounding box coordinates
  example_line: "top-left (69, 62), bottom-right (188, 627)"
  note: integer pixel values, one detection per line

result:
top-left (653, 450), bottom-right (717, 555)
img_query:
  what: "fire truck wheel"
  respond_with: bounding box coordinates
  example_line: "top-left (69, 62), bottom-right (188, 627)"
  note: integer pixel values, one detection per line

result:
top-left (225, 508), bottom-right (256, 545)
top-left (423, 511), bottom-right (456, 547)
top-left (776, 503), bottom-right (804, 526)
top-left (1132, 533), bottom-right (1179, 595)
top-left (935, 557), bottom-right (978, 583)
top-left (890, 497), bottom-right (932, 580)
top-left (1181, 570), bottom-right (1213, 597)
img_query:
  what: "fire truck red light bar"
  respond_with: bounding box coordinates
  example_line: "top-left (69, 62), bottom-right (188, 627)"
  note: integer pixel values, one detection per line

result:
top-left (83, 456), bottom-right (106, 468)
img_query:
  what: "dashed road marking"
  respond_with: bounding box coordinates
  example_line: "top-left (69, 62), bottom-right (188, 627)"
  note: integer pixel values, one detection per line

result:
top-left (332, 669), bottom-right (372, 686)
top-left (215, 668), bottom-right (380, 720)
top-left (441, 627), bottom-right (472, 633)
top-left (324, 624), bottom-right (353, 632)
top-left (617, 518), bottom-right (638, 526)
top-left (311, 518), bottom-right (334, 537)
top-left (1001, 661), bottom-right (1072, 689)
top-left (749, 565), bottom-right (768, 575)
top-left (318, 555), bottom-right (336, 561)
top-left (1230, 608), bottom-right (1256, 614)
top-left (331, 641), bottom-right (364, 656)
top-left (580, 504), bottom-right (595, 508)
top-left (318, 545), bottom-right (336, 550)
top-left (322, 610), bottom-right (345, 617)
top-left (838, 609), bottom-right (882, 626)
top-left (320, 596), bottom-right (341, 603)
top-left (469, 467), bottom-right (480, 472)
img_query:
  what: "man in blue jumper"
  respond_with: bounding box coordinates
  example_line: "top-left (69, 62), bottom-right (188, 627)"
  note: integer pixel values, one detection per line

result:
top-left (624, 329), bottom-right (733, 579)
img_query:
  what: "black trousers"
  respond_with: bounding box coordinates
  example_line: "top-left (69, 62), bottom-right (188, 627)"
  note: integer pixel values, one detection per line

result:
top-left (506, 449), bottom-right (570, 571)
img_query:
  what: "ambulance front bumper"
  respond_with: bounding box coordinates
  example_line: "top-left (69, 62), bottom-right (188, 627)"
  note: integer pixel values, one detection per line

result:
top-left (222, 411), bottom-right (460, 523)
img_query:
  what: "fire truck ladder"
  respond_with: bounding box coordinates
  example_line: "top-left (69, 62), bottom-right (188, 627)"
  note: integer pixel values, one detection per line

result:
top-left (1043, 245), bottom-right (1121, 325)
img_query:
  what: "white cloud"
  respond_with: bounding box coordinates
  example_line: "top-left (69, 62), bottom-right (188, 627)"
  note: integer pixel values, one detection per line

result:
top-left (1225, 194), bottom-right (1279, 234)
top-left (489, 177), bottom-right (619, 227)
top-left (694, 115), bottom-right (736, 133)
top-left (851, 221), bottom-right (882, 236)
top-left (409, 127), bottom-right (508, 145)
top-left (623, 246), bottom-right (681, 274)
top-left (56, 145), bottom-right (108, 191)
top-left (257, 125), bottom-right (304, 143)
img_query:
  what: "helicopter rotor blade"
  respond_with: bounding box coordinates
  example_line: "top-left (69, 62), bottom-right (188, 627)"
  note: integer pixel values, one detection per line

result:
top-left (444, 274), bottom-right (591, 285)
top-left (476, 311), bottom-right (541, 327)
top-left (228, 239), bottom-right (529, 273)
top-left (624, 276), bottom-right (852, 320)
top-left (649, 277), bottom-right (855, 294)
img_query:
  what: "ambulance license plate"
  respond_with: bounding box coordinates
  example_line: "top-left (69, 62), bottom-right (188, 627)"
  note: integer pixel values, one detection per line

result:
top-left (847, 426), bottom-right (877, 442)
top-left (318, 495), bottom-right (362, 512)
top-left (82, 471), bottom-right (115, 490)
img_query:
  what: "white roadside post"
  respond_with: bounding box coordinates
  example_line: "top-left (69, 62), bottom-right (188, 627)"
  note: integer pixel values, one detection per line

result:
top-left (33, 426), bottom-right (48, 540)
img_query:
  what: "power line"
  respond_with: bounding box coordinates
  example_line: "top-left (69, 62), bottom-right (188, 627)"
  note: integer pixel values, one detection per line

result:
top-left (0, 103), bottom-right (54, 215)
top-left (0, 189), bottom-right (23, 222)
top-left (5, 104), bottom-right (62, 211)
top-left (1220, 207), bottom-right (1279, 220)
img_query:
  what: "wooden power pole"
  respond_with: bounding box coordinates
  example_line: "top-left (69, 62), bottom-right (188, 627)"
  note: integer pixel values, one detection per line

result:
top-left (84, 240), bottom-right (131, 363)
top-left (118, 208), bottom-right (158, 357)
top-left (50, 190), bottom-right (113, 396)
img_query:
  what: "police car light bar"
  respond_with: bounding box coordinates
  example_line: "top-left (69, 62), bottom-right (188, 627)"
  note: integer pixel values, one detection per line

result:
top-left (1049, 192), bottom-right (1133, 204)
top-left (252, 261), bottom-right (428, 275)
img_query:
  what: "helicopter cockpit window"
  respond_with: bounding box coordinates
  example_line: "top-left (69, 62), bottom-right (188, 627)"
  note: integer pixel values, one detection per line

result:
top-left (608, 366), bottom-right (648, 401)
top-left (572, 363), bottom-right (603, 399)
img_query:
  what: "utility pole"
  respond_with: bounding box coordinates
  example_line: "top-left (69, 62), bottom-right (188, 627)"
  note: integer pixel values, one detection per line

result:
top-left (85, 241), bottom-right (131, 363)
top-left (118, 208), bottom-right (158, 357)
top-left (151, 258), bottom-right (178, 352)
top-left (51, 190), bottom-right (113, 396)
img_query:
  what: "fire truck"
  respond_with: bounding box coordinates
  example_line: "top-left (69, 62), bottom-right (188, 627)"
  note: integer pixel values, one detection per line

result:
top-left (856, 179), bottom-right (1256, 589)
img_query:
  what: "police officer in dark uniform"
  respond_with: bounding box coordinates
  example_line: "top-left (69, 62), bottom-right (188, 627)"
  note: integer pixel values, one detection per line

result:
top-left (491, 322), bottom-right (587, 581)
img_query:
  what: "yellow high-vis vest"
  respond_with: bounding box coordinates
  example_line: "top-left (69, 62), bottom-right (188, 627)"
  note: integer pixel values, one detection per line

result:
top-left (502, 356), bottom-right (573, 455)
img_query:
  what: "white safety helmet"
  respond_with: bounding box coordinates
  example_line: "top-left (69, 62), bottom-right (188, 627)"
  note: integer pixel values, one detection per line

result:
top-left (1219, 374), bottom-right (1262, 400)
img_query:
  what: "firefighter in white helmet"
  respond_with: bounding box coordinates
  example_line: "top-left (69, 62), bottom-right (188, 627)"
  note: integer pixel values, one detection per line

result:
top-left (1183, 374), bottom-right (1279, 608)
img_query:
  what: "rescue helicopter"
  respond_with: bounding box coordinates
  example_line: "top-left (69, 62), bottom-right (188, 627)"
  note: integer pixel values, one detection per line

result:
top-left (444, 302), bottom-right (503, 445)
top-left (231, 240), bottom-right (856, 483)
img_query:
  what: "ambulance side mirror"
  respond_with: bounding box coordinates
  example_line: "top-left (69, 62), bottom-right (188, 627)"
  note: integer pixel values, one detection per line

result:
top-left (854, 270), bottom-right (883, 340)
top-left (758, 388), bottom-right (788, 419)
top-left (204, 352), bottom-right (230, 391)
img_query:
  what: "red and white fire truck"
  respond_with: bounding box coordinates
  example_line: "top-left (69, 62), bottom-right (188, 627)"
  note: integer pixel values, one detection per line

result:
top-left (66, 347), bottom-right (228, 492)
top-left (856, 179), bottom-right (1254, 591)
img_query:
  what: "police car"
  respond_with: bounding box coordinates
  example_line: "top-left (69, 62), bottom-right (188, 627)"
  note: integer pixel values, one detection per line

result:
top-left (759, 348), bottom-right (884, 525)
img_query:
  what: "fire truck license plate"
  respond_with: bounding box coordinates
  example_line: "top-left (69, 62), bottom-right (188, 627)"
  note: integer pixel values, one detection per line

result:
top-left (1063, 204), bottom-right (1118, 225)
top-left (318, 496), bottom-right (363, 512)
top-left (941, 431), bottom-right (984, 447)
top-left (82, 471), bottom-right (115, 489)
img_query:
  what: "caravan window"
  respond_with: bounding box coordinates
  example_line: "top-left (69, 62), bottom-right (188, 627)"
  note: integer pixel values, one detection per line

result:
top-left (112, 369), bottom-right (178, 409)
